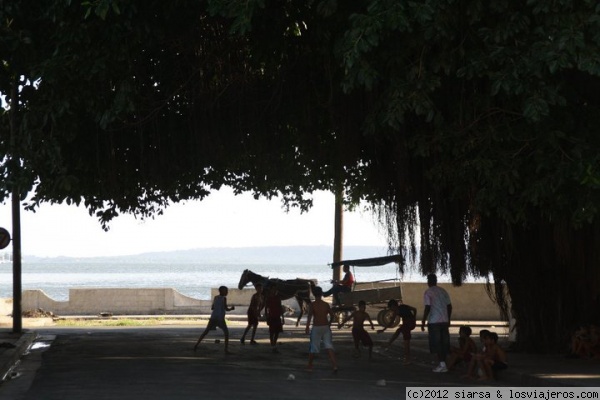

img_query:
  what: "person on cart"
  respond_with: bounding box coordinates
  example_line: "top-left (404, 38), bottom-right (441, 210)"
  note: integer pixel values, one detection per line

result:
top-left (323, 264), bottom-right (355, 305)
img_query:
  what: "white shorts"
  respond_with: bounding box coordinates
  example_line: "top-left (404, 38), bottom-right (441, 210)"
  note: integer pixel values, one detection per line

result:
top-left (309, 325), bottom-right (334, 353)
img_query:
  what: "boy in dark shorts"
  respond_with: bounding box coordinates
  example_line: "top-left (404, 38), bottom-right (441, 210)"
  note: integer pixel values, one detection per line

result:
top-left (378, 299), bottom-right (417, 365)
top-left (447, 325), bottom-right (477, 370)
top-left (339, 300), bottom-right (375, 359)
top-left (194, 286), bottom-right (235, 354)
top-left (241, 283), bottom-right (263, 345)
top-left (265, 285), bottom-right (284, 353)
top-left (463, 330), bottom-right (507, 380)
top-left (481, 332), bottom-right (507, 380)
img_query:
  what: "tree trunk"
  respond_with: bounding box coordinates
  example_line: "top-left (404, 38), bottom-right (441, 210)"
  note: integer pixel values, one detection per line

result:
top-left (9, 77), bottom-right (22, 333)
top-left (332, 188), bottom-right (344, 281)
top-left (493, 218), bottom-right (600, 352)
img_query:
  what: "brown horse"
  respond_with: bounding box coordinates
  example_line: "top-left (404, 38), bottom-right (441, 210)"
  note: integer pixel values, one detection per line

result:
top-left (237, 269), bottom-right (316, 326)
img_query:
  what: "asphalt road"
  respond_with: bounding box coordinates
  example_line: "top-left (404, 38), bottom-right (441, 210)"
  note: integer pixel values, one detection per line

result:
top-left (0, 324), bottom-right (506, 400)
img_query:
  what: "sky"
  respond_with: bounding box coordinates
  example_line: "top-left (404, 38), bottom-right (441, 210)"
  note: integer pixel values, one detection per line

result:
top-left (0, 188), bottom-right (389, 258)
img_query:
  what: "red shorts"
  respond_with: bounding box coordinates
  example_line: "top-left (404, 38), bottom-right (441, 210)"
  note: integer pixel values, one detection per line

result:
top-left (247, 312), bottom-right (259, 326)
top-left (396, 318), bottom-right (416, 340)
top-left (267, 317), bottom-right (283, 334)
top-left (352, 327), bottom-right (373, 347)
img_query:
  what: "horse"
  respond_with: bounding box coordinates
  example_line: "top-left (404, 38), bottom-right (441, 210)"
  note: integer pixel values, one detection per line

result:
top-left (237, 269), bottom-right (316, 326)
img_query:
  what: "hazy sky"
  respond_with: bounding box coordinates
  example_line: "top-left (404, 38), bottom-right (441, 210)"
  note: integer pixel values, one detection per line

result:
top-left (0, 188), bottom-right (388, 258)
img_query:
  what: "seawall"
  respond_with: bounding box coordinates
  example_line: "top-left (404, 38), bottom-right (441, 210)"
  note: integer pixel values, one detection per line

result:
top-left (8, 282), bottom-right (507, 321)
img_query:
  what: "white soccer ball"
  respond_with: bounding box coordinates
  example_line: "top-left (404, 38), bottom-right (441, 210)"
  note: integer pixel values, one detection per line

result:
top-left (376, 379), bottom-right (386, 386)
top-left (287, 374), bottom-right (295, 381)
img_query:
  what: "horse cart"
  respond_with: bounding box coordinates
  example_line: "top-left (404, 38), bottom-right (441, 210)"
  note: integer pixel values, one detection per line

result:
top-left (238, 269), bottom-right (315, 326)
top-left (329, 254), bottom-right (404, 328)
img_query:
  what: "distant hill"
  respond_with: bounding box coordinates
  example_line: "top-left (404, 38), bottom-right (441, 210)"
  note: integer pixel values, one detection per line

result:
top-left (25, 245), bottom-right (392, 265)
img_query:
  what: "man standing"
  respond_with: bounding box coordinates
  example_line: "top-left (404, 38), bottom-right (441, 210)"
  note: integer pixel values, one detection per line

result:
top-left (421, 273), bottom-right (452, 373)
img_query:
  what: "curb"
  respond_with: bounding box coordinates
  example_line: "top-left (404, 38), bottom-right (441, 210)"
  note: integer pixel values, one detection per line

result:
top-left (0, 331), bottom-right (37, 381)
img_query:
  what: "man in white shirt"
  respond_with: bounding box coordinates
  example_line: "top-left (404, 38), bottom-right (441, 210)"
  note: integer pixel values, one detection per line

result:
top-left (421, 273), bottom-right (452, 372)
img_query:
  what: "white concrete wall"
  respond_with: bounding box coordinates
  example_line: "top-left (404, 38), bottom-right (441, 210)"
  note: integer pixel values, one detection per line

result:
top-left (0, 298), bottom-right (12, 316)
top-left (20, 290), bottom-right (70, 314)
top-left (20, 288), bottom-right (213, 316)
top-left (400, 282), bottom-right (507, 321)
top-left (12, 282), bottom-right (508, 320)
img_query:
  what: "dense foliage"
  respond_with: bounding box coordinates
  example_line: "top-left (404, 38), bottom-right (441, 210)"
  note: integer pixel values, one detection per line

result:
top-left (1, 0), bottom-right (600, 351)
top-left (333, 0), bottom-right (600, 351)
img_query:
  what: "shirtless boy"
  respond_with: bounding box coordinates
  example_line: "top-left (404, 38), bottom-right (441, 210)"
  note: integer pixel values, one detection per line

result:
top-left (339, 300), bottom-right (375, 359)
top-left (305, 286), bottom-right (338, 371)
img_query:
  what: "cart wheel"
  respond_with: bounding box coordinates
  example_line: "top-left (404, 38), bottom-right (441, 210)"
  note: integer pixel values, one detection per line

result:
top-left (378, 309), bottom-right (400, 328)
top-left (376, 310), bottom-right (386, 326)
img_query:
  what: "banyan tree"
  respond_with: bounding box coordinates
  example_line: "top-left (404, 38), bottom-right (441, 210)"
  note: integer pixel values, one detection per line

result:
top-left (1, 0), bottom-right (600, 351)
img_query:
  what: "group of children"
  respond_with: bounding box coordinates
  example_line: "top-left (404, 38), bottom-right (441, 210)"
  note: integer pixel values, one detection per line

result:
top-left (193, 284), bottom-right (507, 380)
top-left (193, 284), bottom-right (340, 371)
top-left (194, 284), bottom-right (285, 354)
top-left (335, 298), bottom-right (418, 364)
top-left (335, 298), bottom-right (508, 380)
top-left (448, 327), bottom-right (508, 381)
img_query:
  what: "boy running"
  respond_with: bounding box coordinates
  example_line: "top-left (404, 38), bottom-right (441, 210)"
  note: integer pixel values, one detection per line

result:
top-left (240, 283), bottom-right (263, 345)
top-left (194, 286), bottom-right (235, 354)
top-left (378, 299), bottom-right (417, 365)
top-left (339, 300), bottom-right (375, 359)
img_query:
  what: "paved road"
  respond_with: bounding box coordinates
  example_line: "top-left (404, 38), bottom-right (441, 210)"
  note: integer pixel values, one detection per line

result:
top-left (0, 325), bottom-right (506, 400)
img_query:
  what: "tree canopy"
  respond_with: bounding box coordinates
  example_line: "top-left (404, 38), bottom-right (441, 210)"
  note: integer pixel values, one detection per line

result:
top-left (1, 0), bottom-right (600, 351)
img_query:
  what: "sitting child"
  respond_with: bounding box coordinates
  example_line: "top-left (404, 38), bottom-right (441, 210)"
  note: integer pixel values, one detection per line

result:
top-left (480, 332), bottom-right (507, 380)
top-left (570, 324), bottom-right (600, 359)
top-left (447, 325), bottom-right (477, 370)
top-left (463, 331), bottom-right (507, 381)
top-left (478, 329), bottom-right (490, 353)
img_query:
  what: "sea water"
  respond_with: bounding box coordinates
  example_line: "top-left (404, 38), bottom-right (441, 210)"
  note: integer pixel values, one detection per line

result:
top-left (0, 261), bottom-right (414, 301)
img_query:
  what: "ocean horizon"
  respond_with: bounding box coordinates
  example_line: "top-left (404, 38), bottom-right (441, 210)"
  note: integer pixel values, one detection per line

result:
top-left (0, 246), bottom-right (405, 301)
top-left (0, 246), bottom-right (484, 301)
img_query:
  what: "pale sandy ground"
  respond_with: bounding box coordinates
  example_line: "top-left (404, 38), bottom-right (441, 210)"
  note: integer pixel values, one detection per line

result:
top-left (0, 316), bottom-right (56, 328)
top-left (1, 315), bottom-right (510, 334)
top-left (1, 316), bottom-right (227, 328)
